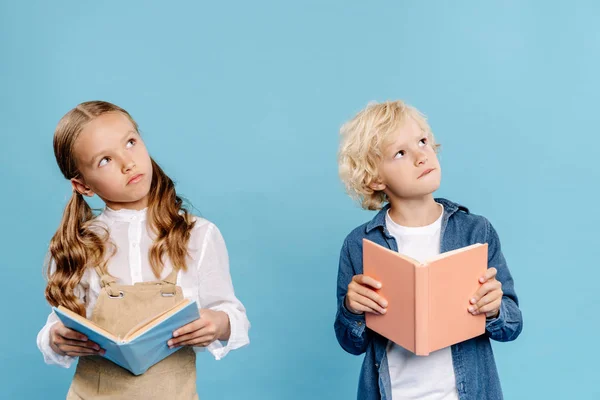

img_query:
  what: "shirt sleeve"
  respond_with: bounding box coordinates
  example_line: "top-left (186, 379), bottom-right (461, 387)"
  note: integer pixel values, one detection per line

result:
top-left (334, 237), bottom-right (374, 355)
top-left (193, 223), bottom-right (250, 360)
top-left (36, 253), bottom-right (87, 368)
top-left (483, 218), bottom-right (523, 342)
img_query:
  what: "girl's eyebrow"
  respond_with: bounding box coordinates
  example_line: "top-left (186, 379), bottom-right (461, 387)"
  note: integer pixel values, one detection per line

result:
top-left (88, 130), bottom-right (137, 165)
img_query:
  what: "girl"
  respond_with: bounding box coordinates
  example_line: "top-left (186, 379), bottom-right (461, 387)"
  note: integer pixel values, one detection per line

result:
top-left (36, 101), bottom-right (250, 399)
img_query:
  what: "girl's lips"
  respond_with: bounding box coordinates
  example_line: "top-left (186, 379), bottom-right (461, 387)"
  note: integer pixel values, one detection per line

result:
top-left (128, 174), bottom-right (143, 185)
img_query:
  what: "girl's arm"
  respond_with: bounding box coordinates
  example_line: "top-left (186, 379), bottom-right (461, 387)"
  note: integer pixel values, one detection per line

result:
top-left (195, 223), bottom-right (250, 360)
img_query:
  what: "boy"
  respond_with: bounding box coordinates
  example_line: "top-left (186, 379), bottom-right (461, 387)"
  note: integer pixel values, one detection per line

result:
top-left (334, 100), bottom-right (523, 400)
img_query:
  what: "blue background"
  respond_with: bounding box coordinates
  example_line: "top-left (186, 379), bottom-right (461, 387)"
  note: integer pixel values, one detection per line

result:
top-left (1, 1), bottom-right (598, 399)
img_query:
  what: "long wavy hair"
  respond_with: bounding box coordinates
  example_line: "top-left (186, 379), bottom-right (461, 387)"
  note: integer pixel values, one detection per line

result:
top-left (45, 101), bottom-right (196, 316)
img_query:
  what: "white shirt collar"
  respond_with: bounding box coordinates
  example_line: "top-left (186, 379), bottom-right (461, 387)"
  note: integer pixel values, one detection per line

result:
top-left (102, 206), bottom-right (148, 222)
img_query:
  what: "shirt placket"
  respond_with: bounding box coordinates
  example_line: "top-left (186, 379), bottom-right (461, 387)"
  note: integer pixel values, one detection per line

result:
top-left (128, 217), bottom-right (143, 284)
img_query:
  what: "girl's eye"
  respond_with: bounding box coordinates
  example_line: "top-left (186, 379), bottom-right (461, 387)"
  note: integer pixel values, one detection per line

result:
top-left (419, 138), bottom-right (428, 147)
top-left (98, 157), bottom-right (110, 167)
top-left (126, 138), bottom-right (136, 148)
top-left (394, 150), bottom-right (405, 160)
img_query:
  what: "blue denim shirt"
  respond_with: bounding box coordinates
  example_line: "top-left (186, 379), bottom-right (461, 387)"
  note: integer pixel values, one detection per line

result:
top-left (334, 198), bottom-right (523, 400)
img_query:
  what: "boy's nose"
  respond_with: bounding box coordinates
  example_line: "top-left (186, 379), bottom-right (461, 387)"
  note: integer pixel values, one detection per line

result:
top-left (415, 153), bottom-right (428, 166)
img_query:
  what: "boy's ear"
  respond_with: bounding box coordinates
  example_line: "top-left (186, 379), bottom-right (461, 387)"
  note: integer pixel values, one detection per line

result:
top-left (71, 178), bottom-right (95, 197)
top-left (369, 179), bottom-right (386, 192)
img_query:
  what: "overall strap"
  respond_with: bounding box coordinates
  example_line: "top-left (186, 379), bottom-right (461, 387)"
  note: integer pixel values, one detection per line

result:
top-left (160, 268), bottom-right (179, 296)
top-left (94, 266), bottom-right (121, 298)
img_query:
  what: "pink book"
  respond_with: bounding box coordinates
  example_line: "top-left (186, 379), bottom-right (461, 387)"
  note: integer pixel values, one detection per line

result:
top-left (363, 239), bottom-right (487, 356)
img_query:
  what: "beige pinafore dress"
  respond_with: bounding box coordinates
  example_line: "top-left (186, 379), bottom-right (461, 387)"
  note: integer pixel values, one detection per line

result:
top-left (66, 267), bottom-right (198, 399)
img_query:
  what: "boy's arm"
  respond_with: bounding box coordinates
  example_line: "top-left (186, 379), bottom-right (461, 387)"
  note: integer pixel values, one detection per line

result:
top-left (334, 238), bottom-right (373, 355)
top-left (484, 219), bottom-right (523, 342)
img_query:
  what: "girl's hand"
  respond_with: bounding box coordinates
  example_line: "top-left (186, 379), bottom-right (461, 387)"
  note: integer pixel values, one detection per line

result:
top-left (168, 309), bottom-right (230, 348)
top-left (345, 274), bottom-right (388, 315)
top-left (49, 321), bottom-right (105, 357)
top-left (469, 267), bottom-right (503, 318)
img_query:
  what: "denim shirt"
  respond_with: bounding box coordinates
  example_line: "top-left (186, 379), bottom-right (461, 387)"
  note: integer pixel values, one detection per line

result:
top-left (334, 198), bottom-right (523, 400)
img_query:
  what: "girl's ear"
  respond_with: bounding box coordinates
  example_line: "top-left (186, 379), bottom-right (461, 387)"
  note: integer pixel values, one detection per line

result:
top-left (71, 177), bottom-right (95, 197)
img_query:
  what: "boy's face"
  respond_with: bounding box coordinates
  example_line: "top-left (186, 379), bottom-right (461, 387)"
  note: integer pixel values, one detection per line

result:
top-left (70, 112), bottom-right (154, 210)
top-left (371, 117), bottom-right (441, 201)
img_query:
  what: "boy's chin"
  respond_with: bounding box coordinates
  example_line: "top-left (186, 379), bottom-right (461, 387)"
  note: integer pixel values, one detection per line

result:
top-left (411, 181), bottom-right (440, 197)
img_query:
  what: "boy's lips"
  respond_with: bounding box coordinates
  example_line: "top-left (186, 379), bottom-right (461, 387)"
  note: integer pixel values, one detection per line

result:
top-left (418, 168), bottom-right (435, 179)
top-left (127, 174), bottom-right (144, 185)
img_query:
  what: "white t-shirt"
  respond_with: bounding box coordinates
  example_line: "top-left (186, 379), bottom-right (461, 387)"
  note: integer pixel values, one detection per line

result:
top-left (385, 204), bottom-right (459, 400)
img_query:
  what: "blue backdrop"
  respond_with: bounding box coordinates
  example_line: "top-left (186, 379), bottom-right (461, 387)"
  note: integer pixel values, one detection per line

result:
top-left (1, 1), bottom-right (598, 399)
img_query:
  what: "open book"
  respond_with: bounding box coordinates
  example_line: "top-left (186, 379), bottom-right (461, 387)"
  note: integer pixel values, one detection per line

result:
top-left (53, 299), bottom-right (200, 375)
top-left (363, 239), bottom-right (488, 356)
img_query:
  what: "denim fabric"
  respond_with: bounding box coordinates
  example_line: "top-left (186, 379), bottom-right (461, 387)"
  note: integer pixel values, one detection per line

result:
top-left (334, 198), bottom-right (523, 400)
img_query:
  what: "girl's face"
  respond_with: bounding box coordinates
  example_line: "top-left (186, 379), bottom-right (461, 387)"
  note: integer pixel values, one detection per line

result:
top-left (70, 112), bottom-right (153, 210)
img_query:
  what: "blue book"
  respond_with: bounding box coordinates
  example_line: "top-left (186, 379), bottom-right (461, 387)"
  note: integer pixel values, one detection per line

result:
top-left (53, 300), bottom-right (200, 375)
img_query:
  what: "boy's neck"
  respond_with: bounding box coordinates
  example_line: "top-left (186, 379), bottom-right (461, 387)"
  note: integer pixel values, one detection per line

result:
top-left (387, 195), bottom-right (441, 227)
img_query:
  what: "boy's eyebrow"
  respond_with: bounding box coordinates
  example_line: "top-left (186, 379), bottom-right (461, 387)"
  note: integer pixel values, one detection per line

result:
top-left (88, 130), bottom-right (137, 165)
top-left (387, 129), bottom-right (426, 154)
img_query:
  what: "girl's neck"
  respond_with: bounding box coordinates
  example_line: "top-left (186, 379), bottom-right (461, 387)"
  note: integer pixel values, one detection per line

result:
top-left (104, 195), bottom-right (149, 211)
top-left (387, 195), bottom-right (441, 227)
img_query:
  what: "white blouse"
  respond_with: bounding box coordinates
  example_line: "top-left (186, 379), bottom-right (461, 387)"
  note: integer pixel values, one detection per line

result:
top-left (36, 206), bottom-right (250, 368)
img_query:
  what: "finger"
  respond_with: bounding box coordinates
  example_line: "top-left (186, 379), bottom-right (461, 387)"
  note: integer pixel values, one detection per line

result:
top-left (351, 282), bottom-right (388, 308)
top-left (169, 328), bottom-right (206, 347)
top-left (57, 326), bottom-right (88, 342)
top-left (478, 298), bottom-right (502, 315)
top-left (58, 338), bottom-right (101, 350)
top-left (470, 280), bottom-right (501, 304)
top-left (353, 275), bottom-right (382, 290)
top-left (349, 303), bottom-right (381, 315)
top-left (173, 318), bottom-right (205, 338)
top-left (176, 336), bottom-right (215, 347)
top-left (60, 344), bottom-right (103, 356)
top-left (478, 299), bottom-right (501, 315)
top-left (479, 267), bottom-right (497, 283)
top-left (59, 339), bottom-right (102, 351)
top-left (169, 335), bottom-right (216, 348)
top-left (475, 286), bottom-right (503, 308)
top-left (347, 295), bottom-right (386, 315)
top-left (50, 342), bottom-right (66, 356)
top-left (470, 290), bottom-right (502, 313)
top-left (171, 322), bottom-right (216, 346)
top-left (65, 350), bottom-right (105, 357)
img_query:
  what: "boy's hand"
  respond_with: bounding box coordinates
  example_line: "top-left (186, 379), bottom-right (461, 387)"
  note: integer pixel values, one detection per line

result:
top-left (50, 321), bottom-right (105, 357)
top-left (469, 267), bottom-right (503, 318)
top-left (168, 309), bottom-right (230, 348)
top-left (345, 274), bottom-right (388, 315)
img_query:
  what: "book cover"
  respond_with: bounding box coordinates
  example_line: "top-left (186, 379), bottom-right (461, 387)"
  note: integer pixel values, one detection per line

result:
top-left (53, 299), bottom-right (200, 375)
top-left (363, 239), bottom-right (487, 355)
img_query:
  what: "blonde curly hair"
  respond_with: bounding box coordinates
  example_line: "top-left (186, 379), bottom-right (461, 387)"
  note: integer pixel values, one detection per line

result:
top-left (338, 100), bottom-right (440, 210)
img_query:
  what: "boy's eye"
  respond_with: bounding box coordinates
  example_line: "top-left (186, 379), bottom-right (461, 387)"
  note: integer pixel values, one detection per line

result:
top-left (419, 138), bottom-right (428, 147)
top-left (98, 157), bottom-right (110, 167)
top-left (126, 138), bottom-right (136, 148)
top-left (394, 150), bottom-right (405, 159)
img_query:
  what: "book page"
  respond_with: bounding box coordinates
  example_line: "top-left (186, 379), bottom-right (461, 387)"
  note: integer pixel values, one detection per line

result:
top-left (57, 306), bottom-right (118, 342)
top-left (123, 299), bottom-right (191, 341)
top-left (424, 243), bottom-right (482, 264)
